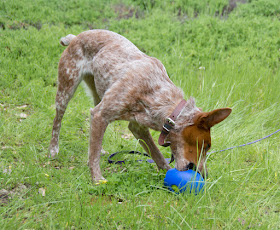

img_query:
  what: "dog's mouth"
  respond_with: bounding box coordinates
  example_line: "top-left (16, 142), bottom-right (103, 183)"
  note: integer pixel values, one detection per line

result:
top-left (181, 162), bottom-right (208, 178)
top-left (173, 155), bottom-right (206, 177)
top-left (188, 163), bottom-right (208, 178)
top-left (181, 162), bottom-right (197, 172)
top-left (176, 162), bottom-right (196, 171)
top-left (186, 162), bottom-right (196, 171)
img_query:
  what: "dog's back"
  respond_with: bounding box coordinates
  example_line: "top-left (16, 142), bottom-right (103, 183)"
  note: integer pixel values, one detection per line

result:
top-left (58, 30), bottom-right (183, 125)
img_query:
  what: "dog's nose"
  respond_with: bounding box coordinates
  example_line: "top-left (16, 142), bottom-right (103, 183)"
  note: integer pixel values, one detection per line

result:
top-left (186, 163), bottom-right (195, 170)
top-left (187, 163), bottom-right (208, 179)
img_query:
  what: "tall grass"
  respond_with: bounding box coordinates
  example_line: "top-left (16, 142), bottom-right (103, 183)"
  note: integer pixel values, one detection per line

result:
top-left (1, 0), bottom-right (279, 229)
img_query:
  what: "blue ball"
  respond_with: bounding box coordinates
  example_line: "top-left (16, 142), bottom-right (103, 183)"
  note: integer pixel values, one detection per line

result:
top-left (164, 168), bottom-right (205, 194)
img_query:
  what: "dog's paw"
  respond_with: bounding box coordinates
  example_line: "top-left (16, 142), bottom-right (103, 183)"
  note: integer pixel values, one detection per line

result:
top-left (159, 164), bottom-right (172, 172)
top-left (94, 179), bottom-right (108, 185)
top-left (49, 146), bottom-right (59, 158)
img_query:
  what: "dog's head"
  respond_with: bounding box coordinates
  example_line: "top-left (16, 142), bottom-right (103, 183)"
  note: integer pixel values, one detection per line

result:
top-left (168, 108), bottom-right (232, 178)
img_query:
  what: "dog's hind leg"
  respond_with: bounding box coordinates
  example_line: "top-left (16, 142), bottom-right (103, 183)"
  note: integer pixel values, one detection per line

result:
top-left (128, 122), bottom-right (171, 171)
top-left (88, 105), bottom-right (108, 182)
top-left (49, 58), bottom-right (83, 158)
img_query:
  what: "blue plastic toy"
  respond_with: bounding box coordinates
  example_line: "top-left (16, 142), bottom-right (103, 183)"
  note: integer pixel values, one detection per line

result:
top-left (164, 168), bottom-right (205, 194)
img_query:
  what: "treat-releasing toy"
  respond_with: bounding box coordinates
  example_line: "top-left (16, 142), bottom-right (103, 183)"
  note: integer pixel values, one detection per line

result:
top-left (164, 168), bottom-right (205, 194)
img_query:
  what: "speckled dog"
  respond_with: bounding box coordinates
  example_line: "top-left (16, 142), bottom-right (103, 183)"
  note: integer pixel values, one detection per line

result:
top-left (49, 30), bottom-right (232, 183)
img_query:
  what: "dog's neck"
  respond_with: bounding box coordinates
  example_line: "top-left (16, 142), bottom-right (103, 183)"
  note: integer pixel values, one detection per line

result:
top-left (140, 94), bottom-right (200, 132)
top-left (127, 59), bottom-right (200, 132)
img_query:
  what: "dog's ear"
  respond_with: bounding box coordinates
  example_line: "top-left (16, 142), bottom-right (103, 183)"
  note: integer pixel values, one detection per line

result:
top-left (195, 108), bottom-right (232, 129)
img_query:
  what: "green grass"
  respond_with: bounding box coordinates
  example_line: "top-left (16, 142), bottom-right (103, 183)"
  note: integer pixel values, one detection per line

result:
top-left (1, 0), bottom-right (280, 229)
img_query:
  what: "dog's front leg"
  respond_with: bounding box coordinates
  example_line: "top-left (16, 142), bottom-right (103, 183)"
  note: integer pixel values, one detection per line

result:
top-left (128, 122), bottom-right (171, 171)
top-left (88, 107), bottom-right (108, 183)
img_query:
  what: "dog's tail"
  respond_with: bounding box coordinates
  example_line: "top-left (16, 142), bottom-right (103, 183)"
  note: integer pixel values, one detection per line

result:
top-left (60, 34), bottom-right (76, 46)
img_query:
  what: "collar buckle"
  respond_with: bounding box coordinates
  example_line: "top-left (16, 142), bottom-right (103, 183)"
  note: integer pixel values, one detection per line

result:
top-left (162, 118), bottom-right (175, 133)
top-left (166, 117), bottom-right (175, 126)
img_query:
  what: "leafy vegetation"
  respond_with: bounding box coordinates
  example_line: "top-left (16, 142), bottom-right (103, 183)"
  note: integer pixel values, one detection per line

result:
top-left (1, 0), bottom-right (279, 228)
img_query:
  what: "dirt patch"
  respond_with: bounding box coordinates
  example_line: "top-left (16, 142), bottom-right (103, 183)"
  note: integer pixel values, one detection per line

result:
top-left (2, 21), bottom-right (42, 31)
top-left (113, 3), bottom-right (143, 20)
top-left (222, 0), bottom-right (247, 15)
top-left (0, 183), bottom-right (30, 206)
top-left (0, 22), bottom-right (5, 30)
top-left (177, 0), bottom-right (247, 21)
top-left (0, 189), bottom-right (9, 205)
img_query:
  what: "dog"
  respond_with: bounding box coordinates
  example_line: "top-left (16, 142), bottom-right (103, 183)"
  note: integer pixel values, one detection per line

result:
top-left (49, 30), bottom-right (232, 183)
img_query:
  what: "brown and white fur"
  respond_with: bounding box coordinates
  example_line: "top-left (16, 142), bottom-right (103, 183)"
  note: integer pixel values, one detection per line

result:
top-left (49, 30), bottom-right (232, 182)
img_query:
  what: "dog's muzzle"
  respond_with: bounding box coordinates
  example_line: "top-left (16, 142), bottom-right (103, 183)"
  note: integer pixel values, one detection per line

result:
top-left (186, 162), bottom-right (195, 170)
